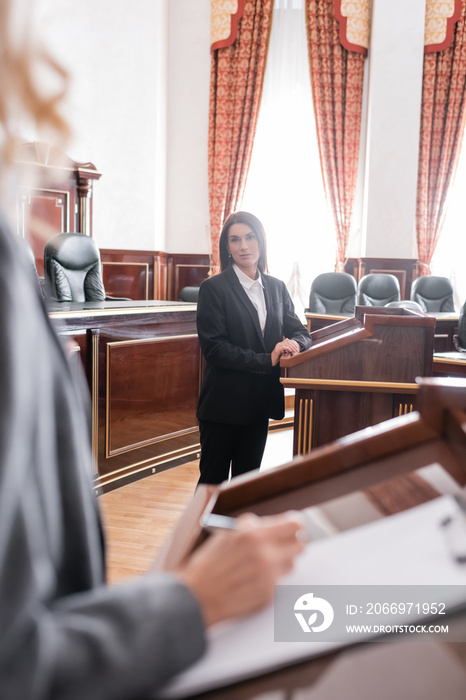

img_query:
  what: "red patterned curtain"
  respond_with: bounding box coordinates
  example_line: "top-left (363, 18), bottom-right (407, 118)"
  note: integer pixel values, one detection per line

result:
top-left (416, 2), bottom-right (466, 275)
top-left (208, 0), bottom-right (273, 273)
top-left (306, 1), bottom-right (365, 271)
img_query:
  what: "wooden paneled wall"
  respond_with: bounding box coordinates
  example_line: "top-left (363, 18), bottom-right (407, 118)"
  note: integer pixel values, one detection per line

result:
top-left (17, 143), bottom-right (102, 276)
top-left (345, 257), bottom-right (419, 299)
top-left (100, 250), bottom-right (210, 301)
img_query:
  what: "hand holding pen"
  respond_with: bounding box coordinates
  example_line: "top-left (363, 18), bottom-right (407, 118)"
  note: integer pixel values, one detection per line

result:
top-left (177, 511), bottom-right (305, 627)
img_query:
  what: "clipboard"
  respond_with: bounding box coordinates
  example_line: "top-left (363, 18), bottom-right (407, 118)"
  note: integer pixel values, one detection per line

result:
top-left (156, 495), bottom-right (466, 699)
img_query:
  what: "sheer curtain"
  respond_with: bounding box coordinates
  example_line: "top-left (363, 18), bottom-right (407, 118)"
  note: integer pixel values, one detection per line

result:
top-left (241, 0), bottom-right (336, 319)
top-left (430, 140), bottom-right (466, 309)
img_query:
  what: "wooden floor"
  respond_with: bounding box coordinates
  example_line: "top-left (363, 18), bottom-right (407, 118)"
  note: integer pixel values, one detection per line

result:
top-left (98, 428), bottom-right (294, 584)
top-left (99, 461), bottom-right (199, 583)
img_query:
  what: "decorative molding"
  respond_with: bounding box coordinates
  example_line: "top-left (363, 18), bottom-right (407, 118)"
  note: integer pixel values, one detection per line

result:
top-left (424, 0), bottom-right (462, 53)
top-left (211, 0), bottom-right (246, 50)
top-left (90, 329), bottom-right (100, 478)
top-left (101, 261), bottom-right (150, 300)
top-left (297, 397), bottom-right (313, 455)
top-left (334, 0), bottom-right (370, 56)
top-left (334, 0), bottom-right (462, 56)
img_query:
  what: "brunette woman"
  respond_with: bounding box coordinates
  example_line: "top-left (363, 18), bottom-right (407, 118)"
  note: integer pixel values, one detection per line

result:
top-left (197, 211), bottom-right (312, 484)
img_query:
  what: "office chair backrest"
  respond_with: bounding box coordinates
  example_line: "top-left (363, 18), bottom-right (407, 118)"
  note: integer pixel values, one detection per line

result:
top-left (455, 300), bottom-right (466, 352)
top-left (44, 232), bottom-right (106, 302)
top-left (357, 273), bottom-right (401, 306)
top-left (384, 300), bottom-right (424, 312)
top-left (308, 272), bottom-right (357, 314)
top-left (410, 275), bottom-right (455, 313)
top-left (178, 286), bottom-right (200, 302)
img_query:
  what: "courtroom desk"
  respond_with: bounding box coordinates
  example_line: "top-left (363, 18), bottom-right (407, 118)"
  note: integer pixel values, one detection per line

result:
top-left (432, 312), bottom-right (460, 352)
top-left (48, 300), bottom-right (200, 493)
top-left (306, 311), bottom-right (459, 353)
top-left (434, 352), bottom-right (466, 377)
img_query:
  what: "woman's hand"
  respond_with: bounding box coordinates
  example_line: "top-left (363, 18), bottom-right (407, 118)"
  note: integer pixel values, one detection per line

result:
top-left (271, 338), bottom-right (300, 366)
top-left (177, 512), bottom-right (305, 627)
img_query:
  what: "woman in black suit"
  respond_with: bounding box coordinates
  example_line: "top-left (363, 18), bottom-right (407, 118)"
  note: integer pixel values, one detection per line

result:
top-left (196, 211), bottom-right (312, 484)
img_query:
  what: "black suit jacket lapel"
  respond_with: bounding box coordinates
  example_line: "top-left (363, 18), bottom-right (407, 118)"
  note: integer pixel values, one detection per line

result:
top-left (226, 266), bottom-right (267, 351)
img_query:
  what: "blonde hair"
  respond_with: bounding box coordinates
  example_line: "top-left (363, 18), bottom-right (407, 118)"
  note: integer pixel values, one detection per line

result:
top-left (0, 0), bottom-right (70, 165)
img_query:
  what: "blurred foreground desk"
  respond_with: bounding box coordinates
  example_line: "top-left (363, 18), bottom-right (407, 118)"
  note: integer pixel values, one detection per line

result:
top-left (155, 379), bottom-right (466, 700)
top-left (48, 300), bottom-right (200, 492)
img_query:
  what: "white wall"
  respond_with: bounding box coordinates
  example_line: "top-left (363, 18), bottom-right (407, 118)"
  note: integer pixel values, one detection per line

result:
top-left (166, 0), bottom-right (211, 254)
top-left (359, 0), bottom-right (425, 259)
top-left (40, 0), bottom-right (170, 251)
top-left (38, 0), bottom-right (428, 261)
top-left (38, 0), bottom-right (211, 254)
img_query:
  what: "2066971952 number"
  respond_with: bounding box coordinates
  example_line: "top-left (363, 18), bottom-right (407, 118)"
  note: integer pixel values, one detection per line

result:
top-left (366, 602), bottom-right (446, 615)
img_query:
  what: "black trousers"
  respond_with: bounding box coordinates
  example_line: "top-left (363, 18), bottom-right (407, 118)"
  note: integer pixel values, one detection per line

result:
top-left (198, 418), bottom-right (269, 485)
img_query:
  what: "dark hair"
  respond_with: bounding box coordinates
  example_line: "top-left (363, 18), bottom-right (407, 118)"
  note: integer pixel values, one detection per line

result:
top-left (219, 211), bottom-right (268, 273)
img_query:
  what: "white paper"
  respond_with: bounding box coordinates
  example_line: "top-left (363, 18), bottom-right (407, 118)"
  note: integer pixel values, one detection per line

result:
top-left (156, 496), bottom-right (466, 699)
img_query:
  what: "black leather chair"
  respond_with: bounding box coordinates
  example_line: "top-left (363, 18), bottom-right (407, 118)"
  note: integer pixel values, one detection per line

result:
top-left (44, 232), bottom-right (128, 302)
top-left (308, 272), bottom-right (357, 314)
top-left (357, 273), bottom-right (401, 306)
top-left (453, 300), bottom-right (466, 351)
top-left (410, 275), bottom-right (455, 313)
top-left (384, 300), bottom-right (423, 313)
top-left (178, 286), bottom-right (200, 302)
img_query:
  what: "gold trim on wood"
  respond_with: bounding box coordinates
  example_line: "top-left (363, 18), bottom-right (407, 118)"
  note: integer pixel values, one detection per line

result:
top-left (297, 398), bottom-right (313, 455)
top-left (298, 398), bottom-right (303, 454)
top-left (49, 304), bottom-right (195, 320)
top-left (106, 334), bottom-right (199, 457)
top-left (303, 399), bottom-right (309, 455)
top-left (93, 444), bottom-right (201, 493)
top-left (106, 427), bottom-right (199, 459)
top-left (167, 258), bottom-right (174, 300)
top-left (95, 443), bottom-right (201, 489)
top-left (398, 403), bottom-right (414, 416)
top-left (20, 188), bottom-right (70, 233)
top-left (101, 261), bottom-right (150, 300)
top-left (107, 333), bottom-right (197, 349)
top-left (281, 378), bottom-right (419, 392)
top-left (91, 330), bottom-right (99, 478)
top-left (308, 398), bottom-right (313, 452)
top-left (305, 312), bottom-right (349, 321)
top-left (434, 356), bottom-right (466, 365)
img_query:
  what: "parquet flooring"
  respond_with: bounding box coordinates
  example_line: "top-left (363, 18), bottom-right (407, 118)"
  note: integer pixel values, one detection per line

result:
top-left (98, 428), bottom-right (294, 584)
top-left (99, 461), bottom-right (199, 583)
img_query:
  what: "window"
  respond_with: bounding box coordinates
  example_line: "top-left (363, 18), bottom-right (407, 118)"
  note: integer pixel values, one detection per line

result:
top-left (430, 139), bottom-right (466, 309)
top-left (241, 0), bottom-right (336, 318)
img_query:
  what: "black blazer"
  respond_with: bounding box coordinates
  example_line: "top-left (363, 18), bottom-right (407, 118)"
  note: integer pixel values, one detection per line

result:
top-left (196, 265), bottom-right (312, 424)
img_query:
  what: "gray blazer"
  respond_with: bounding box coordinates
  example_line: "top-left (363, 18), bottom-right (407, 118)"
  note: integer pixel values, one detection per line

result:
top-left (0, 214), bottom-right (205, 699)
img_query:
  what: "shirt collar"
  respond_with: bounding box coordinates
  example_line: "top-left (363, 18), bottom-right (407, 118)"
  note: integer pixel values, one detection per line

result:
top-left (232, 264), bottom-right (263, 290)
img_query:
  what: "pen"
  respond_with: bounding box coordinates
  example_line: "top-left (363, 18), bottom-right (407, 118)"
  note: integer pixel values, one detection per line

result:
top-left (200, 511), bottom-right (328, 543)
top-left (201, 513), bottom-right (238, 533)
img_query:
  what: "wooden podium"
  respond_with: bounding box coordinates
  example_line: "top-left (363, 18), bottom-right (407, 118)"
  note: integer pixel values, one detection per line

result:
top-left (154, 378), bottom-right (466, 700)
top-left (281, 306), bottom-right (436, 455)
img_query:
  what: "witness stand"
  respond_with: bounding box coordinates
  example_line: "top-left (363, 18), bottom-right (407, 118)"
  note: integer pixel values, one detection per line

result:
top-left (282, 306), bottom-right (435, 454)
